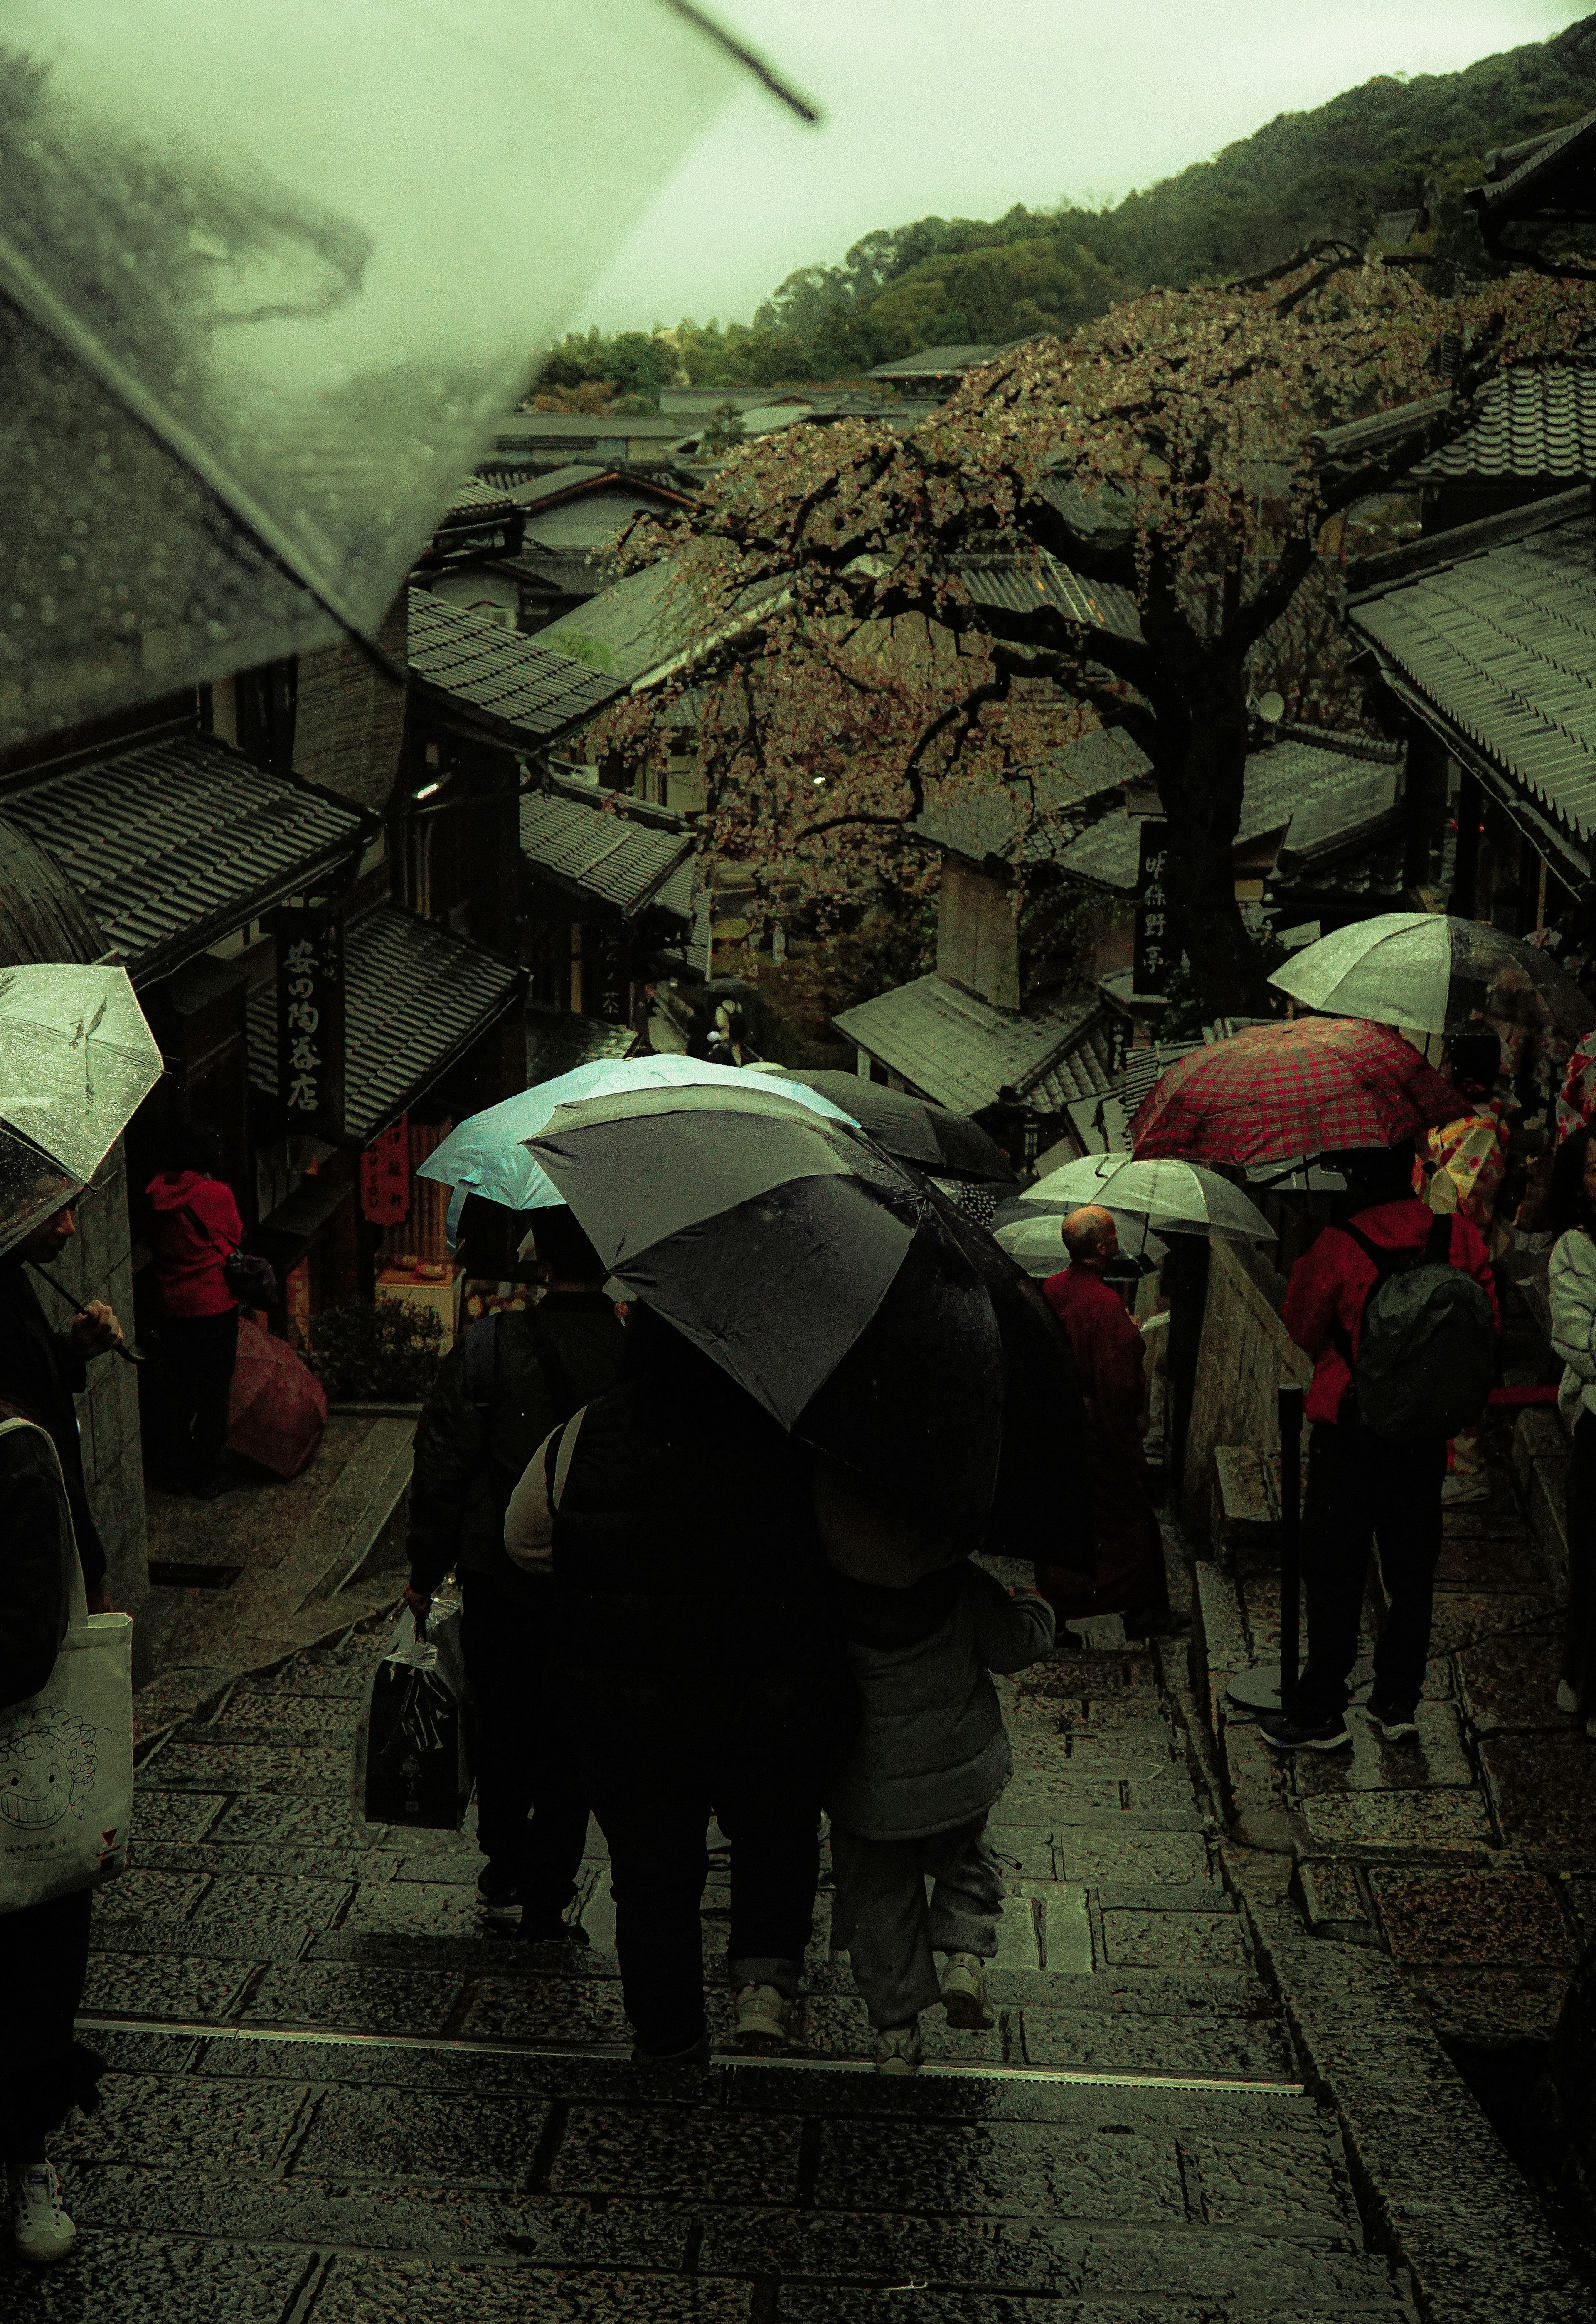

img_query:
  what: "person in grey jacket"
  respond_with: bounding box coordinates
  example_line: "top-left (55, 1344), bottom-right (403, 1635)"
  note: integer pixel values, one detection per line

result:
top-left (1546, 1129), bottom-right (1596, 1735)
top-left (825, 1556), bottom-right (1055, 2077)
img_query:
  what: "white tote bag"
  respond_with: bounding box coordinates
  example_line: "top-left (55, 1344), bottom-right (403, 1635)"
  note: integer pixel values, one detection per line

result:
top-left (0, 1417), bottom-right (134, 1913)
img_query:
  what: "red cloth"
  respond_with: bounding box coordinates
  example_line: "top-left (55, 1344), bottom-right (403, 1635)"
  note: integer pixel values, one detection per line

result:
top-left (1131, 1017), bottom-right (1468, 1164)
top-left (227, 1317), bottom-right (327, 1479)
top-left (1282, 1197), bottom-right (1499, 1425)
top-left (1037, 1264), bottom-right (1164, 1621)
top-left (145, 1172), bottom-right (244, 1318)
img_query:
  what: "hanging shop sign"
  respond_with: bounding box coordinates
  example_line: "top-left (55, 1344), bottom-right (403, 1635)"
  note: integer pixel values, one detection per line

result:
top-left (1133, 819), bottom-right (1173, 1001)
top-left (361, 1114), bottom-right (410, 1226)
top-left (273, 905), bottom-right (345, 1140)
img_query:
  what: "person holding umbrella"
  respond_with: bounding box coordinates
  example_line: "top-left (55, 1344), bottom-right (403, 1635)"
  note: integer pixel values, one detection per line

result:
top-left (1265, 1144), bottom-right (1498, 1752)
top-left (1036, 1206), bottom-right (1171, 1639)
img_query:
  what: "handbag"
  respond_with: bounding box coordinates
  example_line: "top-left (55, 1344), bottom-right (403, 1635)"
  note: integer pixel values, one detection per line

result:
top-left (351, 1594), bottom-right (472, 1840)
top-left (183, 1204), bottom-right (279, 1308)
top-left (0, 1418), bottom-right (134, 1913)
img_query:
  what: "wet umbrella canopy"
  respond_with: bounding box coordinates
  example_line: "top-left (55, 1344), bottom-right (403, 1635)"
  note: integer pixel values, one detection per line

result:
top-left (1131, 1017), bottom-right (1468, 1166)
top-left (1269, 911), bottom-right (1596, 1042)
top-left (751, 1069), bottom-right (1018, 1183)
top-left (1020, 1154), bottom-right (1275, 1242)
top-left (527, 1081), bottom-right (1087, 1549)
top-left (0, 964), bottom-right (163, 1256)
top-left (0, 0), bottom-right (807, 743)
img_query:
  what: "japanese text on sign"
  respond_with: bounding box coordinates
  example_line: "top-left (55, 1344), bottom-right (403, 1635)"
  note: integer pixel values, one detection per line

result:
top-left (273, 908), bottom-right (345, 1139)
top-left (1133, 818), bottom-right (1173, 1000)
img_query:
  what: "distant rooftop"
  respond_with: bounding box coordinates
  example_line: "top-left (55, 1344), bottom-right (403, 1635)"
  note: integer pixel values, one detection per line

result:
top-left (408, 589), bottom-right (623, 743)
top-left (866, 343), bottom-right (1013, 381)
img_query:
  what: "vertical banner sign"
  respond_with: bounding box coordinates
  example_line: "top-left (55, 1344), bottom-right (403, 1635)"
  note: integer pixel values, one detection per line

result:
top-left (276, 906), bottom-right (346, 1140)
top-left (360, 1115), bottom-right (410, 1227)
top-left (1133, 819), bottom-right (1172, 999)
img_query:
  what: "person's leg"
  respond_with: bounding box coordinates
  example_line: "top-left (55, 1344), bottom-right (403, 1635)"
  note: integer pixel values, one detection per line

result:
top-left (715, 1797), bottom-right (820, 2002)
top-left (520, 1649), bottom-right (593, 1937)
top-left (828, 1823), bottom-right (941, 2031)
top-left (2, 1887), bottom-right (99, 2263)
top-left (459, 1574), bottom-right (542, 1901)
top-left (1293, 1421), bottom-right (1377, 1727)
top-left (1368, 1434), bottom-right (1448, 1716)
top-left (585, 1756), bottom-right (710, 2058)
top-left (924, 1816), bottom-right (1006, 1962)
top-left (188, 1309), bottom-right (239, 1491)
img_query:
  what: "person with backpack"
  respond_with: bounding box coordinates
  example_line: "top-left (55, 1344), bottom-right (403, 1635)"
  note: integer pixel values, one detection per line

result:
top-left (404, 1206), bottom-right (625, 1939)
top-left (1263, 1141), bottom-right (1497, 1753)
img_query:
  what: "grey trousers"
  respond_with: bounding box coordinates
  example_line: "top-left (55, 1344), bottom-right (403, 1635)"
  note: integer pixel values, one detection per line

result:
top-left (829, 1814), bottom-right (1005, 2030)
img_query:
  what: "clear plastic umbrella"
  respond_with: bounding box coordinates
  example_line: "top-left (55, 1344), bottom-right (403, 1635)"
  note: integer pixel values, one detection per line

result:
top-left (1019, 1152), bottom-right (1275, 1242)
top-left (995, 1210), bottom-right (1168, 1277)
top-left (0, 0), bottom-right (809, 742)
top-left (419, 1056), bottom-right (860, 1241)
top-left (0, 965), bottom-right (164, 1256)
top-left (1269, 911), bottom-right (1594, 1040)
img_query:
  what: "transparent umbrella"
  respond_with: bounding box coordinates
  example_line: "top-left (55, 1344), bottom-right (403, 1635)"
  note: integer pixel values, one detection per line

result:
top-left (0, 0), bottom-right (810, 743)
top-left (1019, 1153), bottom-right (1275, 1242)
top-left (0, 965), bottom-right (164, 1256)
top-left (1269, 911), bottom-right (1595, 1041)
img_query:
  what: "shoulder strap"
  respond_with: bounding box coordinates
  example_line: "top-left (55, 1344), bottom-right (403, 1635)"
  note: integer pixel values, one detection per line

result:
top-left (0, 1413), bottom-right (87, 1624)
top-left (552, 1406), bottom-right (586, 1508)
top-left (182, 1203), bottom-right (236, 1261)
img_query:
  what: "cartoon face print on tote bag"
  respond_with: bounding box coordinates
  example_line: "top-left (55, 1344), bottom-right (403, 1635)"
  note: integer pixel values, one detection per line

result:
top-left (0, 1709), bottom-right (101, 1831)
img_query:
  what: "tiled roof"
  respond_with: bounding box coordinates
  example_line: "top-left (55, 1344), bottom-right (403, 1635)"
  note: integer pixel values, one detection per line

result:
top-left (956, 552), bottom-right (1143, 642)
top-left (507, 547), bottom-right (611, 601)
top-left (248, 904), bottom-right (525, 1146)
top-left (437, 479), bottom-right (521, 527)
top-left (832, 972), bottom-right (1094, 1115)
top-left (913, 726), bottom-right (1150, 865)
top-left (0, 816), bottom-right (107, 967)
top-left (408, 589), bottom-right (623, 741)
top-left (519, 780), bottom-right (693, 917)
top-left (866, 344), bottom-right (1006, 378)
top-left (2, 733), bottom-right (367, 985)
top-left (1056, 736), bottom-right (1401, 892)
top-left (1348, 507), bottom-right (1596, 848)
top-left (494, 413), bottom-right (692, 445)
top-left (537, 559), bottom-right (788, 687)
top-left (651, 855), bottom-right (698, 922)
top-left (1034, 474), bottom-right (1136, 534)
top-left (525, 1000), bottom-right (634, 1085)
top-left (1313, 394), bottom-right (1453, 467)
top-left (1408, 367), bottom-right (1596, 482)
top-left (1471, 104), bottom-right (1596, 214)
top-left (1029, 1015), bottom-right (1119, 1112)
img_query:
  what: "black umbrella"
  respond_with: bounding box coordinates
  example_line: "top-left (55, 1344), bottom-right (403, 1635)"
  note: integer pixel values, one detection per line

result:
top-left (755, 1070), bottom-right (1018, 1183)
top-left (527, 1082), bottom-right (1088, 1553)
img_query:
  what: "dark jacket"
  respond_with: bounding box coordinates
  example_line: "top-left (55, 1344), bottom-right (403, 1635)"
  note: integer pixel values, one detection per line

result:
top-left (0, 1256), bottom-right (106, 1589)
top-left (549, 1364), bottom-right (848, 1806)
top-left (406, 1292), bottom-right (626, 1603)
top-left (0, 1408), bottom-right (76, 1709)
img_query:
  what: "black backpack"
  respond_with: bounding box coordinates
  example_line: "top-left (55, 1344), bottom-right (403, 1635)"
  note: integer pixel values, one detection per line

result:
top-left (1335, 1213), bottom-right (1495, 1443)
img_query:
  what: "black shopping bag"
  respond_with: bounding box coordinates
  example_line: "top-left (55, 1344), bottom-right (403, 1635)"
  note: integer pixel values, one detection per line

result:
top-left (362, 1657), bottom-right (467, 1829)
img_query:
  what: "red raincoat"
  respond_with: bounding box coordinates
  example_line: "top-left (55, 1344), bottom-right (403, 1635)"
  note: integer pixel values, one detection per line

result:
top-left (1036, 1263), bottom-right (1165, 1621)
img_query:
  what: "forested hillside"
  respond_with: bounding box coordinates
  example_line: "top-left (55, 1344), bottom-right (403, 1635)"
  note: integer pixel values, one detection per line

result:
top-left (534, 13), bottom-right (1596, 405)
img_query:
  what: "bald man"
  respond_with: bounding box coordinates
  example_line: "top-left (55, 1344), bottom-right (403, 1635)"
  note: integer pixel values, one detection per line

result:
top-left (1037, 1206), bottom-right (1170, 1636)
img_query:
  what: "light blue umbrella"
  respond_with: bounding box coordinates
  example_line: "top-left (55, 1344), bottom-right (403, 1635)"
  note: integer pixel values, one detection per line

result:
top-left (418, 1056), bottom-right (860, 1245)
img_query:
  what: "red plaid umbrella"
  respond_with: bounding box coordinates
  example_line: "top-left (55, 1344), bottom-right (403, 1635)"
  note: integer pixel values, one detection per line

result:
top-left (1130, 1017), bottom-right (1468, 1164)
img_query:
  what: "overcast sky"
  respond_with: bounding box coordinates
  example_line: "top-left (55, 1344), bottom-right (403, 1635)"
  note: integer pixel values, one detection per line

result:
top-left (571, 0), bottom-right (1589, 332)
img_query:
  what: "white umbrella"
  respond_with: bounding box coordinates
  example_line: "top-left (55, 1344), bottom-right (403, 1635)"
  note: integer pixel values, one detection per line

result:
top-left (1020, 1152), bottom-right (1275, 1243)
top-left (0, 965), bottom-right (164, 1257)
top-left (1268, 910), bottom-right (1594, 1040)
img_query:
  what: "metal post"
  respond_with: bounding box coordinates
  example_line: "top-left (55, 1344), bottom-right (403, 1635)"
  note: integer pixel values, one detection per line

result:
top-left (1276, 1384), bottom-right (1305, 1714)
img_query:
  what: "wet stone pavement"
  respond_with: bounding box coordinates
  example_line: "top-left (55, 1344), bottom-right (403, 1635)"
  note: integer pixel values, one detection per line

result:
top-left (8, 1583), bottom-right (1418, 2324)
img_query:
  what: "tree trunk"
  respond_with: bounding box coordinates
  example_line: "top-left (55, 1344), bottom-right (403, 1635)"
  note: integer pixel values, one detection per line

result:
top-left (1155, 663), bottom-right (1272, 1020)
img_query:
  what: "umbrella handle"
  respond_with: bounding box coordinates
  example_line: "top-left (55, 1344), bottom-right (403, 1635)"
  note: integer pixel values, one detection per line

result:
top-left (26, 1259), bottom-right (149, 1361)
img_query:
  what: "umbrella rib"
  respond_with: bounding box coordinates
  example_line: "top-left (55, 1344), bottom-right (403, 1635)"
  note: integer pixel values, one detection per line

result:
top-left (0, 236), bottom-right (404, 680)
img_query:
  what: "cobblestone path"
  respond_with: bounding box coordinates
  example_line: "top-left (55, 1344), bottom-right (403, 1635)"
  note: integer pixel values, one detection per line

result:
top-left (10, 1603), bottom-right (1413, 2322)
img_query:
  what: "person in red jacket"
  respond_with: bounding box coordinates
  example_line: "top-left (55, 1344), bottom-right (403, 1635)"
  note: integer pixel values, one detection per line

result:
top-left (1264, 1141), bottom-right (1498, 1753)
top-left (144, 1124), bottom-right (243, 1499)
top-left (1036, 1206), bottom-right (1170, 1637)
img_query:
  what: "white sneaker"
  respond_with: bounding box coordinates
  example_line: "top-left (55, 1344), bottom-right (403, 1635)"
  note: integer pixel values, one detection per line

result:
top-left (1440, 1472), bottom-right (1490, 1506)
top-left (732, 1981), bottom-right (795, 2048)
top-left (873, 2021), bottom-right (924, 2076)
top-left (1558, 1681), bottom-right (1581, 1716)
top-left (10, 2162), bottom-right (76, 2264)
top-left (940, 1951), bottom-right (996, 2029)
